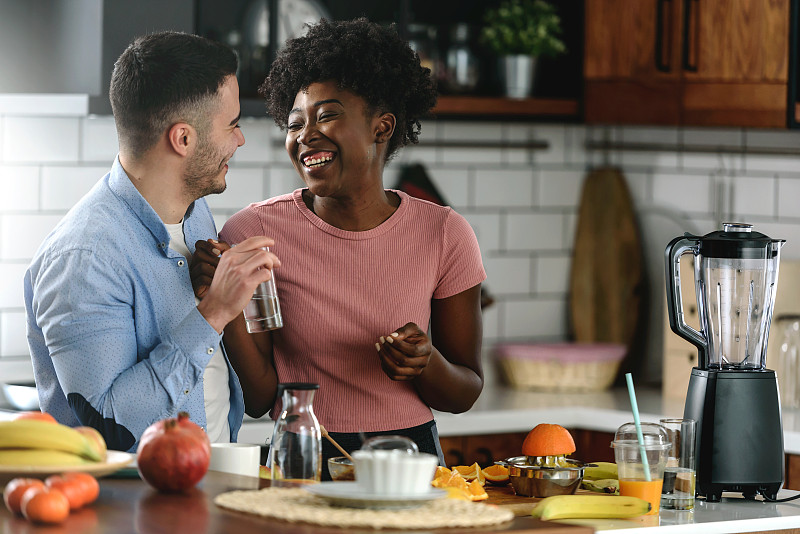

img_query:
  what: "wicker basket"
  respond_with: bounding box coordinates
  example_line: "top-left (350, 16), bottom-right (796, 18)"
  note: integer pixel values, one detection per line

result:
top-left (494, 343), bottom-right (626, 392)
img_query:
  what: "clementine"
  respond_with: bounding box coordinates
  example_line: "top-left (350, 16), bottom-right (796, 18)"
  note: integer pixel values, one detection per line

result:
top-left (521, 423), bottom-right (576, 457)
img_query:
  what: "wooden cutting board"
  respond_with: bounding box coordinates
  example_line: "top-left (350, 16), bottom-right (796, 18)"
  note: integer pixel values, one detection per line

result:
top-left (569, 168), bottom-right (644, 368)
top-left (487, 485), bottom-right (597, 516)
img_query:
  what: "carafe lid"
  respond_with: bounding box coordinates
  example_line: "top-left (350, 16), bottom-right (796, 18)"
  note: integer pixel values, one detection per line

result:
top-left (690, 223), bottom-right (783, 259)
top-left (612, 422), bottom-right (670, 447)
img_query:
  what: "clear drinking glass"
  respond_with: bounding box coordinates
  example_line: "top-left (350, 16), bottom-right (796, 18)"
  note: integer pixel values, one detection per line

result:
top-left (243, 246), bottom-right (283, 333)
top-left (269, 383), bottom-right (321, 483)
top-left (659, 419), bottom-right (696, 511)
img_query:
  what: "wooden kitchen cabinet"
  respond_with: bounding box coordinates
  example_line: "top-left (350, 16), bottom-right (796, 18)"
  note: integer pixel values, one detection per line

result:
top-left (584, 0), bottom-right (791, 128)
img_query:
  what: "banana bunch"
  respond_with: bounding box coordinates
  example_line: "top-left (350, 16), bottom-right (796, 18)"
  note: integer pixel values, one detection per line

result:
top-left (0, 419), bottom-right (103, 466)
top-left (531, 495), bottom-right (651, 520)
top-left (581, 461), bottom-right (619, 494)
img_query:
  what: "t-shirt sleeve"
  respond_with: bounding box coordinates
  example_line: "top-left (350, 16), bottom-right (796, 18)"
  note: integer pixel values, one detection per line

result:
top-left (434, 210), bottom-right (486, 299)
top-left (219, 204), bottom-right (264, 245)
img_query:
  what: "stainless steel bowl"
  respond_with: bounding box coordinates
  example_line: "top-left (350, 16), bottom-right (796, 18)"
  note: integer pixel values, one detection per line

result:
top-left (1, 382), bottom-right (40, 411)
top-left (497, 456), bottom-right (587, 497)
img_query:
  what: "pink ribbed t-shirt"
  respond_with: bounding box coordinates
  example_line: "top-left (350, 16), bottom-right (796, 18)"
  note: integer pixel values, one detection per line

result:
top-left (219, 189), bottom-right (486, 432)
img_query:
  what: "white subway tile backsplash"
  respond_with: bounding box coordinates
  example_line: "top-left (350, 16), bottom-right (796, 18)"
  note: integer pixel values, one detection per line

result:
top-left (1, 214), bottom-right (63, 260)
top-left (750, 221), bottom-right (800, 260)
top-left (732, 176), bottom-right (776, 218)
top-left (481, 303), bottom-right (501, 341)
top-left (0, 263), bottom-right (27, 308)
top-left (483, 256), bottom-right (532, 295)
top-left (1, 312), bottom-right (28, 356)
top-left (213, 214), bottom-right (229, 234)
top-left (269, 165), bottom-right (304, 197)
top-left (683, 127), bottom-right (743, 149)
top-left (2, 117), bottom-right (80, 163)
top-left (424, 168), bottom-right (469, 207)
top-left (41, 166), bottom-right (106, 210)
top-left (621, 150), bottom-right (680, 169)
top-left (394, 145), bottom-right (439, 166)
top-left (504, 124), bottom-right (535, 143)
top-left (502, 298), bottom-right (568, 338)
top-left (778, 178), bottom-right (800, 219)
top-left (746, 154), bottom-right (800, 175)
top-left (81, 117), bottom-right (118, 162)
top-left (474, 169), bottom-right (534, 207)
top-left (442, 147), bottom-right (503, 165)
top-left (440, 121), bottom-right (502, 142)
top-left (532, 125), bottom-right (566, 164)
top-left (681, 152), bottom-right (743, 172)
top-left (535, 255), bottom-right (571, 295)
top-left (462, 213), bottom-right (501, 254)
top-left (621, 126), bottom-right (680, 145)
top-left (539, 169), bottom-right (584, 207)
top-left (622, 171), bottom-right (651, 207)
top-left (506, 213), bottom-right (564, 251)
top-left (205, 167), bottom-right (265, 211)
top-left (652, 172), bottom-right (711, 214)
top-left (233, 119), bottom-right (274, 163)
top-left (565, 126), bottom-right (588, 165)
top-left (0, 165), bottom-right (39, 211)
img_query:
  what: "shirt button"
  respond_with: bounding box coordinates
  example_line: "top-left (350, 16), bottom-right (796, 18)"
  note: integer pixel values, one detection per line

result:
top-left (159, 242), bottom-right (166, 248)
top-left (207, 347), bottom-right (214, 355)
top-left (178, 260), bottom-right (185, 267)
top-left (184, 389), bottom-right (189, 395)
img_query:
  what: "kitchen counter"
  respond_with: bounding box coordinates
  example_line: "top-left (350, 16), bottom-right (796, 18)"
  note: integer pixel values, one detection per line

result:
top-left (2, 469), bottom-right (799, 533)
top-left (237, 385), bottom-right (800, 455)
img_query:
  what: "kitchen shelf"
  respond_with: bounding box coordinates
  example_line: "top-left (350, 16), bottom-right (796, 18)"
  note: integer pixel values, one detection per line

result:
top-left (431, 96), bottom-right (580, 119)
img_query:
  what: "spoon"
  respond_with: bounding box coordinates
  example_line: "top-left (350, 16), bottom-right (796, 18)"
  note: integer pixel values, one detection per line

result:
top-left (320, 425), bottom-right (354, 463)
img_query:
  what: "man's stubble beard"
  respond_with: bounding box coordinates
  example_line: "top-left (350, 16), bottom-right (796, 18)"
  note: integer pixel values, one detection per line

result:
top-left (184, 134), bottom-right (228, 200)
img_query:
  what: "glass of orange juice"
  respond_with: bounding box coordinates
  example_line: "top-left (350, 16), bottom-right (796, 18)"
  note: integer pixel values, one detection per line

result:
top-left (612, 422), bottom-right (672, 515)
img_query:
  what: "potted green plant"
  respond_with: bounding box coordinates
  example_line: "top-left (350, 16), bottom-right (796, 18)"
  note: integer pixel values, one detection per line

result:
top-left (480, 0), bottom-right (566, 99)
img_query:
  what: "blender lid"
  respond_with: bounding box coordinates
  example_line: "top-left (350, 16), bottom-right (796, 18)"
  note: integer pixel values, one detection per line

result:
top-left (688, 223), bottom-right (784, 259)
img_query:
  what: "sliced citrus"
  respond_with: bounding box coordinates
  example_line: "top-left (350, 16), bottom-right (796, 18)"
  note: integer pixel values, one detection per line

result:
top-left (433, 466), bottom-right (451, 479)
top-left (521, 423), bottom-right (576, 457)
top-left (452, 463), bottom-right (485, 485)
top-left (467, 479), bottom-right (489, 501)
top-left (481, 464), bottom-right (510, 485)
top-left (431, 470), bottom-right (469, 492)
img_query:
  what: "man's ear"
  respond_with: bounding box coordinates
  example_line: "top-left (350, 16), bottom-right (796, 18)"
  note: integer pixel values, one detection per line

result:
top-left (167, 123), bottom-right (194, 156)
top-left (374, 113), bottom-right (396, 144)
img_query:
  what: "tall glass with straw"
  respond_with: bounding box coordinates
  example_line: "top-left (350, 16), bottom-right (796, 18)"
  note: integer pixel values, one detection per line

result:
top-left (611, 373), bottom-right (672, 515)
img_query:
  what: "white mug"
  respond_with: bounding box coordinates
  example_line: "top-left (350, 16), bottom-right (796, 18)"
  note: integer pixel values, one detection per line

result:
top-left (208, 443), bottom-right (261, 478)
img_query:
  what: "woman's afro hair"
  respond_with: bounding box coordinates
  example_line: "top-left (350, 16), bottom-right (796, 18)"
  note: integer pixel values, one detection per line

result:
top-left (260, 17), bottom-right (437, 161)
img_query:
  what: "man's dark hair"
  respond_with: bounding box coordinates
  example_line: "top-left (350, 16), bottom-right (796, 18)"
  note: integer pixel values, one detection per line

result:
top-left (261, 18), bottom-right (437, 162)
top-left (110, 31), bottom-right (238, 158)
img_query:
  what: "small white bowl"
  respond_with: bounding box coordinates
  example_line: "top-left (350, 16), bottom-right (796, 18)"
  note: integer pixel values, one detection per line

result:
top-left (351, 449), bottom-right (438, 496)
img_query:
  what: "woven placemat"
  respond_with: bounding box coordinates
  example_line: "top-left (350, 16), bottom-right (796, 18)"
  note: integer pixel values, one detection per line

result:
top-left (214, 487), bottom-right (514, 529)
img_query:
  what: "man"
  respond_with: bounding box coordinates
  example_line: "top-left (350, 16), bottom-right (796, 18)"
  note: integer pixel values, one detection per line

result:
top-left (23, 31), bottom-right (278, 452)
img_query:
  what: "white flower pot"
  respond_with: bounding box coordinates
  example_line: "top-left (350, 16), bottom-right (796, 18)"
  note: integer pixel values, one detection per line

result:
top-left (501, 55), bottom-right (538, 99)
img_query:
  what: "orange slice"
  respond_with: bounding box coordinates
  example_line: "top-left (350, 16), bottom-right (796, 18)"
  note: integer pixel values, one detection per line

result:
top-left (467, 479), bottom-right (489, 501)
top-left (481, 464), bottom-right (510, 485)
top-left (452, 463), bottom-right (485, 485)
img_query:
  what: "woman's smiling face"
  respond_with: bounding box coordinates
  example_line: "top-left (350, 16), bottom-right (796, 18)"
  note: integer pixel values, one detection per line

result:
top-left (285, 81), bottom-right (389, 198)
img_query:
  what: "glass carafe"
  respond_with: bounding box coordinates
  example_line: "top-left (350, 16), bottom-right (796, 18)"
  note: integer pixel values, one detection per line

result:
top-left (269, 383), bottom-right (321, 483)
top-left (666, 223), bottom-right (784, 370)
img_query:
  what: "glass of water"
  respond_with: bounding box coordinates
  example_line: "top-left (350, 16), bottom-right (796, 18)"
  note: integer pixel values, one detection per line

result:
top-left (243, 247), bottom-right (283, 333)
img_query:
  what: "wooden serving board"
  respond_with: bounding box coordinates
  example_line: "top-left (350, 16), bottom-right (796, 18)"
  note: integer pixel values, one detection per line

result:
top-left (486, 485), bottom-right (596, 516)
top-left (569, 168), bottom-right (644, 375)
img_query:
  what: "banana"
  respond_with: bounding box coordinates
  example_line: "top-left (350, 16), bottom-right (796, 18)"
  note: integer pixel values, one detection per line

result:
top-left (0, 449), bottom-right (91, 466)
top-left (531, 495), bottom-right (650, 520)
top-left (583, 461), bottom-right (618, 480)
top-left (581, 478), bottom-right (620, 494)
top-left (0, 420), bottom-right (102, 462)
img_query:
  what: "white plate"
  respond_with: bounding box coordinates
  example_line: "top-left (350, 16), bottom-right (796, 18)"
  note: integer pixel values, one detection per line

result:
top-left (305, 481), bottom-right (447, 509)
top-left (0, 450), bottom-right (135, 483)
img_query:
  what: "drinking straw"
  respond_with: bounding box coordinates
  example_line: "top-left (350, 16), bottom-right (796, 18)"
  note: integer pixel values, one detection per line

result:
top-left (625, 372), bottom-right (651, 481)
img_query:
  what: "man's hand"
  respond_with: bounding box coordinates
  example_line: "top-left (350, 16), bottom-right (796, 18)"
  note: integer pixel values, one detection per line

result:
top-left (195, 236), bottom-right (281, 333)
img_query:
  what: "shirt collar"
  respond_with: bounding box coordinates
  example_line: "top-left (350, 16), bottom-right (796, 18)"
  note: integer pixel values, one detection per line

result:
top-left (108, 156), bottom-right (196, 253)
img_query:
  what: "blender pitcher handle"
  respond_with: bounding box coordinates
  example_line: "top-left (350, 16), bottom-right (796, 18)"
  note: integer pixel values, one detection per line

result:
top-left (665, 235), bottom-right (708, 367)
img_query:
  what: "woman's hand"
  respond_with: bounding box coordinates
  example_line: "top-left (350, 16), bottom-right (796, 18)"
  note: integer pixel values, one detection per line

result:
top-left (191, 239), bottom-right (231, 298)
top-left (375, 322), bottom-right (432, 381)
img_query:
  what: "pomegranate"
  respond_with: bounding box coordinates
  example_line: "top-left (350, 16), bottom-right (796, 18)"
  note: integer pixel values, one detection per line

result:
top-left (136, 412), bottom-right (210, 493)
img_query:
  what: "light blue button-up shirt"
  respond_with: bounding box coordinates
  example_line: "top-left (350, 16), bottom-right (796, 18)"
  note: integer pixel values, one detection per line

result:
top-left (24, 157), bottom-right (244, 452)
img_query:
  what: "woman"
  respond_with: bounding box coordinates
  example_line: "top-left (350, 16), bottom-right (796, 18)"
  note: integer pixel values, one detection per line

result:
top-left (193, 18), bottom-right (485, 478)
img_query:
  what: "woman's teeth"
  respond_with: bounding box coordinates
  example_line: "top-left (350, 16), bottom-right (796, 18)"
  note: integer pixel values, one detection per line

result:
top-left (304, 155), bottom-right (333, 167)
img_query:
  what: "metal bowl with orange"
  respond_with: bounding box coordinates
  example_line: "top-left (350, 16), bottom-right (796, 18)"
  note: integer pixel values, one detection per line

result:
top-left (497, 423), bottom-right (590, 497)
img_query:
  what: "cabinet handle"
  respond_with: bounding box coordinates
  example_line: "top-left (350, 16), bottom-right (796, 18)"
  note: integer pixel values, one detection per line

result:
top-left (681, 0), bottom-right (699, 72)
top-left (655, 0), bottom-right (673, 72)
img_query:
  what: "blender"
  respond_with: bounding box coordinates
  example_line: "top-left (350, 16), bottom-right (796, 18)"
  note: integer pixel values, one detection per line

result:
top-left (665, 223), bottom-right (785, 502)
